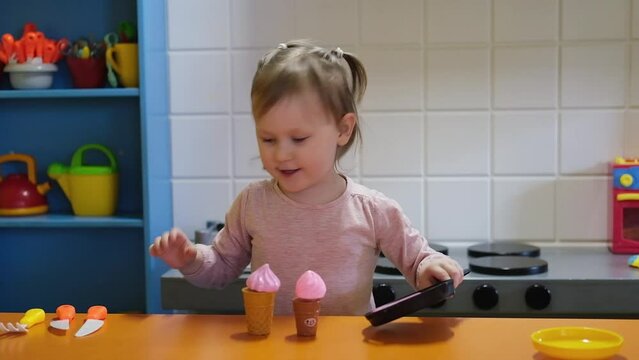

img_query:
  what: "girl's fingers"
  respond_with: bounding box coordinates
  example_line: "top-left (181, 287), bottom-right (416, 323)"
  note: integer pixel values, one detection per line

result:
top-left (443, 262), bottom-right (463, 287)
top-left (430, 265), bottom-right (452, 283)
top-left (149, 235), bottom-right (163, 256)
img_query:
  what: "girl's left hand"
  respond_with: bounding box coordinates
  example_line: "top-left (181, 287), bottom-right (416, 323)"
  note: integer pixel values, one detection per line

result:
top-left (417, 256), bottom-right (464, 289)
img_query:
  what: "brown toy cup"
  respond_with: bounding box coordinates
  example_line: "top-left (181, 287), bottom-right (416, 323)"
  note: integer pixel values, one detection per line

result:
top-left (293, 298), bottom-right (320, 336)
top-left (242, 287), bottom-right (276, 335)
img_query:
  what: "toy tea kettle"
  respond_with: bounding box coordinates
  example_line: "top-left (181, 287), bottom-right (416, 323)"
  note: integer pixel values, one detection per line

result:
top-left (0, 153), bottom-right (50, 216)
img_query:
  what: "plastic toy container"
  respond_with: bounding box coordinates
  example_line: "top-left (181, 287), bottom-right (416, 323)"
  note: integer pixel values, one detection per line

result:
top-left (48, 144), bottom-right (119, 216)
top-left (4, 63), bottom-right (58, 89)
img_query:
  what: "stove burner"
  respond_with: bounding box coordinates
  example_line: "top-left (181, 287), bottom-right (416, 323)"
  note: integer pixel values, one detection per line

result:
top-left (430, 243), bottom-right (449, 255)
top-left (468, 256), bottom-right (548, 275)
top-left (468, 243), bottom-right (540, 258)
top-left (375, 243), bottom-right (449, 275)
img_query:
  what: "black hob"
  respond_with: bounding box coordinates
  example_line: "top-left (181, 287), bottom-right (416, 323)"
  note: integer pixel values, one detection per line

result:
top-left (467, 243), bottom-right (548, 276)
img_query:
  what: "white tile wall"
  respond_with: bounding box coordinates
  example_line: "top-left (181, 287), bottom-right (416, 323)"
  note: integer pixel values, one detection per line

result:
top-left (493, 112), bottom-right (557, 175)
top-left (360, 48), bottom-right (423, 111)
top-left (493, 0), bottom-right (558, 43)
top-left (493, 46), bottom-right (557, 109)
top-left (170, 115), bottom-right (231, 177)
top-left (426, 179), bottom-right (490, 241)
top-left (361, 114), bottom-right (424, 176)
top-left (167, 0), bottom-right (229, 50)
top-left (561, 0), bottom-right (628, 40)
top-left (426, 0), bottom-right (491, 44)
top-left (426, 112), bottom-right (490, 175)
top-left (426, 48), bottom-right (491, 110)
top-left (166, 0), bottom-right (639, 245)
top-left (492, 178), bottom-right (555, 241)
top-left (560, 43), bottom-right (626, 108)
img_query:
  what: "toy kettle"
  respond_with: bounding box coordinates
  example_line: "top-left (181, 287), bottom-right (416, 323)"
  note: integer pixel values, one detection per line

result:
top-left (48, 144), bottom-right (119, 216)
top-left (0, 153), bottom-right (50, 216)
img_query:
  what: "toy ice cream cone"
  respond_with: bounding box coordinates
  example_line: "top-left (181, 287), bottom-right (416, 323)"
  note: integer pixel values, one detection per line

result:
top-left (242, 287), bottom-right (276, 335)
top-left (293, 298), bottom-right (320, 336)
top-left (242, 264), bottom-right (280, 335)
top-left (293, 270), bottom-right (326, 337)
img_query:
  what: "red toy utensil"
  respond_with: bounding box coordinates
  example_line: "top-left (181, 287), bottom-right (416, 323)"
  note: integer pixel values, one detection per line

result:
top-left (35, 32), bottom-right (45, 58)
top-left (49, 305), bottom-right (76, 331)
top-left (23, 32), bottom-right (38, 60)
top-left (22, 23), bottom-right (37, 38)
top-left (14, 39), bottom-right (26, 63)
top-left (75, 305), bottom-right (107, 337)
top-left (2, 34), bottom-right (14, 60)
top-left (42, 41), bottom-right (56, 63)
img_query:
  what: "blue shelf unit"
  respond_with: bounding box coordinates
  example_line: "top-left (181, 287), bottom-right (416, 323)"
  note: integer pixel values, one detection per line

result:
top-left (0, 88), bottom-right (140, 98)
top-left (0, 0), bottom-right (171, 314)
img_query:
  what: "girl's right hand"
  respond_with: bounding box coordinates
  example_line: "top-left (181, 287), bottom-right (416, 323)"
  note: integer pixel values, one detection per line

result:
top-left (149, 227), bottom-right (197, 269)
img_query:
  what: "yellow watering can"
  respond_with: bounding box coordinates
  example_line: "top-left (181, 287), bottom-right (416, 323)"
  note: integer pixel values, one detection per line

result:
top-left (48, 144), bottom-right (118, 216)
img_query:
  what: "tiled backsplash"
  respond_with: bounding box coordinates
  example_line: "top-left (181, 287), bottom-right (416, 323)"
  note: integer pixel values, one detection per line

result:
top-left (166, 0), bottom-right (639, 245)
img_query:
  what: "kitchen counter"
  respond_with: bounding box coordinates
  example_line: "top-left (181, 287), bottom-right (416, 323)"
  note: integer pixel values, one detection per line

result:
top-left (161, 245), bottom-right (639, 317)
top-left (1, 313), bottom-right (637, 359)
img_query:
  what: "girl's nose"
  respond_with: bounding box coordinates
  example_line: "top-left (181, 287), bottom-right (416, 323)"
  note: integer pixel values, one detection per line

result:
top-left (275, 143), bottom-right (293, 161)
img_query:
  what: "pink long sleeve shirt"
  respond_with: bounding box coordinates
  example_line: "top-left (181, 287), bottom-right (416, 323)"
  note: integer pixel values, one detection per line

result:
top-left (181, 177), bottom-right (447, 315)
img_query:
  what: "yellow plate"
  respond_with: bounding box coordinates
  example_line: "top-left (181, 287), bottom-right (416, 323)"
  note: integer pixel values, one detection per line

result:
top-left (531, 327), bottom-right (624, 360)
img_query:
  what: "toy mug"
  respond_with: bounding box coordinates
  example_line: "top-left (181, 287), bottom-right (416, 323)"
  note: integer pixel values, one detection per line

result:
top-left (106, 43), bottom-right (138, 87)
top-left (67, 56), bottom-right (106, 88)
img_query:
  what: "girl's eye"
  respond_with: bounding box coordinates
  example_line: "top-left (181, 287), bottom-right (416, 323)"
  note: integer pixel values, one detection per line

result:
top-left (261, 138), bottom-right (274, 144)
top-left (292, 137), bottom-right (309, 143)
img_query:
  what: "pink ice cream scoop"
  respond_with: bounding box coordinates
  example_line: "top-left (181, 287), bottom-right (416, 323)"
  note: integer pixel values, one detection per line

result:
top-left (295, 270), bottom-right (326, 300)
top-left (246, 264), bottom-right (281, 292)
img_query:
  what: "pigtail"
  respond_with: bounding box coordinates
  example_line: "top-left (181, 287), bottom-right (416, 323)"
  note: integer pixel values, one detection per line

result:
top-left (341, 51), bottom-right (367, 105)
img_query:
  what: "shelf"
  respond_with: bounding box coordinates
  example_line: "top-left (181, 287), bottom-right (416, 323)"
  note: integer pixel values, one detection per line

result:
top-left (0, 88), bottom-right (140, 99)
top-left (0, 214), bottom-right (144, 228)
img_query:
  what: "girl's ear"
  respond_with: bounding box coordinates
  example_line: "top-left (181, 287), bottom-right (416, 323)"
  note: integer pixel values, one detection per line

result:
top-left (337, 113), bottom-right (357, 146)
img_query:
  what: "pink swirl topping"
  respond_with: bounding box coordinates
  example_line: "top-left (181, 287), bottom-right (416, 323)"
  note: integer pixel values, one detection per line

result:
top-left (246, 264), bottom-right (281, 292)
top-left (295, 270), bottom-right (326, 300)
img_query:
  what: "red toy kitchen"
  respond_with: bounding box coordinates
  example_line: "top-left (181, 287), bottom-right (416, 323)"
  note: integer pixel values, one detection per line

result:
top-left (611, 157), bottom-right (639, 253)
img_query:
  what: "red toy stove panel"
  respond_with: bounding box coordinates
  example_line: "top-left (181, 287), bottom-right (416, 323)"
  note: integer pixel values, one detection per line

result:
top-left (611, 157), bottom-right (639, 253)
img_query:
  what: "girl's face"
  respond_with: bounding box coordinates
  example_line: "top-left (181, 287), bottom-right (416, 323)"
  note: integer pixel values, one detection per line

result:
top-left (255, 90), bottom-right (353, 204)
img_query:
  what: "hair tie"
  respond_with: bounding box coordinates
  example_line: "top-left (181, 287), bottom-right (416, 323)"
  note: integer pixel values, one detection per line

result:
top-left (277, 43), bottom-right (288, 50)
top-left (333, 47), bottom-right (344, 59)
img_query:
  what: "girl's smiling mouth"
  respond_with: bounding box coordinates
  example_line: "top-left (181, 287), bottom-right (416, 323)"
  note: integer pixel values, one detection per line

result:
top-left (279, 168), bottom-right (300, 176)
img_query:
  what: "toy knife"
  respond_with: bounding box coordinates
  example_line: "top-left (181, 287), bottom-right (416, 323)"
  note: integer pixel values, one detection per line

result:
top-left (49, 305), bottom-right (76, 331)
top-left (75, 305), bottom-right (107, 337)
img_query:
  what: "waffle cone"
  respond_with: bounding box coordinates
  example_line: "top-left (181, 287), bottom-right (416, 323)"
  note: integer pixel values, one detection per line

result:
top-left (242, 287), bottom-right (276, 335)
top-left (293, 298), bottom-right (320, 336)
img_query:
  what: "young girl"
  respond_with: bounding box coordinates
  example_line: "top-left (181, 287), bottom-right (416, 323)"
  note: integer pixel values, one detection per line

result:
top-left (150, 39), bottom-right (464, 315)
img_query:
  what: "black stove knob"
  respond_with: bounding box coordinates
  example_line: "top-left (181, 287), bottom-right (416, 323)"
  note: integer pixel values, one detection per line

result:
top-left (372, 283), bottom-right (396, 307)
top-left (525, 284), bottom-right (551, 310)
top-left (473, 284), bottom-right (499, 310)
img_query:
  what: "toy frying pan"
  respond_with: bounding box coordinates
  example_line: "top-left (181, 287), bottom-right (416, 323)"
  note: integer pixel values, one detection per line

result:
top-left (365, 269), bottom-right (470, 326)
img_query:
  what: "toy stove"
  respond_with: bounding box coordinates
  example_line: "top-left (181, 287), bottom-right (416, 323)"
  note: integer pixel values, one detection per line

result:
top-left (372, 243), bottom-right (639, 318)
top-left (611, 157), bottom-right (639, 253)
top-left (162, 242), bottom-right (639, 318)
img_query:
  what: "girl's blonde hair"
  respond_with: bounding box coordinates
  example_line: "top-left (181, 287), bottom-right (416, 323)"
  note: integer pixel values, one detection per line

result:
top-left (250, 39), bottom-right (367, 160)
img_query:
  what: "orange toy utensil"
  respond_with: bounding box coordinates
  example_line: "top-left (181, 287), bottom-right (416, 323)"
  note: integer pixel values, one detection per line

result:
top-left (2, 34), bottom-right (14, 60)
top-left (75, 305), bottom-right (107, 337)
top-left (42, 41), bottom-right (56, 63)
top-left (14, 39), bottom-right (25, 63)
top-left (23, 32), bottom-right (37, 60)
top-left (49, 305), bottom-right (76, 331)
top-left (35, 32), bottom-right (45, 58)
top-left (22, 23), bottom-right (37, 38)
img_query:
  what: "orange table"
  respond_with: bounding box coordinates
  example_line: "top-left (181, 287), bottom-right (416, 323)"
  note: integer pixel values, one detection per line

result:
top-left (1, 313), bottom-right (637, 359)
